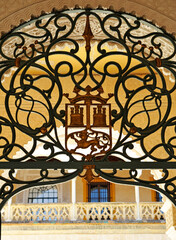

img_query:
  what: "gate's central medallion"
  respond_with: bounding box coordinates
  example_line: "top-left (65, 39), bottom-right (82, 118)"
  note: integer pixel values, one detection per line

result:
top-left (64, 86), bottom-right (113, 160)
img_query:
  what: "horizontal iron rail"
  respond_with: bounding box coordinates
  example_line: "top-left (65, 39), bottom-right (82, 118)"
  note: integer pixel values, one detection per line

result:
top-left (0, 161), bottom-right (175, 169)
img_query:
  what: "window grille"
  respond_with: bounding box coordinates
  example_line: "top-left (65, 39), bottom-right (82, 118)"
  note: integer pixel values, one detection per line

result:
top-left (28, 185), bottom-right (58, 204)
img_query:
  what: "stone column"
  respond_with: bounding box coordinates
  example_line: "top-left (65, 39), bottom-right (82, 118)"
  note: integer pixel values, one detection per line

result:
top-left (72, 178), bottom-right (76, 204)
top-left (135, 170), bottom-right (142, 220)
top-left (70, 177), bottom-right (77, 221)
top-left (6, 199), bottom-right (12, 222)
top-left (1, 170), bottom-right (12, 222)
top-left (135, 186), bottom-right (141, 220)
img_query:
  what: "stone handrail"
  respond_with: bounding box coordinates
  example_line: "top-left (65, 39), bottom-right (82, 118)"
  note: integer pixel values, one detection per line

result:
top-left (1, 202), bottom-right (165, 223)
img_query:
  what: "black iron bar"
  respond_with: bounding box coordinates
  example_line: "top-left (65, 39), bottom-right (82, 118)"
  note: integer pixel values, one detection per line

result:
top-left (0, 161), bottom-right (176, 169)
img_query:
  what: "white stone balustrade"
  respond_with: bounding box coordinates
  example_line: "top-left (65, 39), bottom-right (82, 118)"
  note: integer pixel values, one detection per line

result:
top-left (1, 202), bottom-right (165, 223)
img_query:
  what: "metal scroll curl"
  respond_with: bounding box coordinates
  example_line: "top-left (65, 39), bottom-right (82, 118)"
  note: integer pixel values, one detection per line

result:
top-left (0, 8), bottom-right (176, 207)
top-left (0, 168), bottom-right (82, 211)
top-left (95, 168), bottom-right (176, 205)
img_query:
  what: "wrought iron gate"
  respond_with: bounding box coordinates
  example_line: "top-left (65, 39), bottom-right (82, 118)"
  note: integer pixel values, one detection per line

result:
top-left (0, 7), bottom-right (176, 238)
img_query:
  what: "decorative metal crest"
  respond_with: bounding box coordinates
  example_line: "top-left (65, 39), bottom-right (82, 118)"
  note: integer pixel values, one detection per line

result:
top-left (64, 85), bottom-right (113, 160)
top-left (0, 8), bottom-right (176, 208)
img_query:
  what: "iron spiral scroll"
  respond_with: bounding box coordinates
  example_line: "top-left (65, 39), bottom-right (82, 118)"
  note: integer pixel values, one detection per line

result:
top-left (0, 7), bottom-right (176, 207)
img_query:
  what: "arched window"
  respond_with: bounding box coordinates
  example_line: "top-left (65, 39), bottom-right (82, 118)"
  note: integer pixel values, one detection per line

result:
top-left (28, 185), bottom-right (58, 203)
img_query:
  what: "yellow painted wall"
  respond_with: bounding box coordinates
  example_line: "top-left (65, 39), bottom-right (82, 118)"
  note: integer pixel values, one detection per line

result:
top-left (76, 177), bottom-right (83, 202)
top-left (139, 170), bottom-right (153, 202)
top-left (115, 184), bottom-right (135, 202)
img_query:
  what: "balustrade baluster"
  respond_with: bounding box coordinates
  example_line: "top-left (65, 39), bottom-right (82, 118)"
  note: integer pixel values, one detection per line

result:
top-left (1, 202), bottom-right (165, 223)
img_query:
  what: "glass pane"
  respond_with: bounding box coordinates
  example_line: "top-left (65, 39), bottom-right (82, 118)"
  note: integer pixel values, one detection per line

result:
top-left (100, 187), bottom-right (108, 202)
top-left (38, 199), bottom-right (43, 203)
top-left (91, 186), bottom-right (99, 202)
top-left (49, 192), bottom-right (54, 198)
top-left (54, 193), bottom-right (57, 197)
top-left (44, 191), bottom-right (49, 197)
top-left (44, 199), bottom-right (48, 203)
top-left (33, 199), bottom-right (38, 203)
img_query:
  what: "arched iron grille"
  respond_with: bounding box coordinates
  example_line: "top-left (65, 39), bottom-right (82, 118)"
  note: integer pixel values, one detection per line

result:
top-left (28, 185), bottom-right (58, 203)
top-left (0, 7), bottom-right (176, 214)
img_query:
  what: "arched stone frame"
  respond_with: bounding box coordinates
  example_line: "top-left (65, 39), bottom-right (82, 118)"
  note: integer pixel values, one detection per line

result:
top-left (0, 6), bottom-right (176, 232)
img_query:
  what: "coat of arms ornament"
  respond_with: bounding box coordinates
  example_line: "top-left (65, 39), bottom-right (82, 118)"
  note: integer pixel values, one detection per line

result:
top-left (64, 85), bottom-right (113, 161)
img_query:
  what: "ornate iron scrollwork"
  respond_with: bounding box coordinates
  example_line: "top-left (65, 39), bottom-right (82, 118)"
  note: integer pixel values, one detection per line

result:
top-left (0, 8), bottom-right (176, 208)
